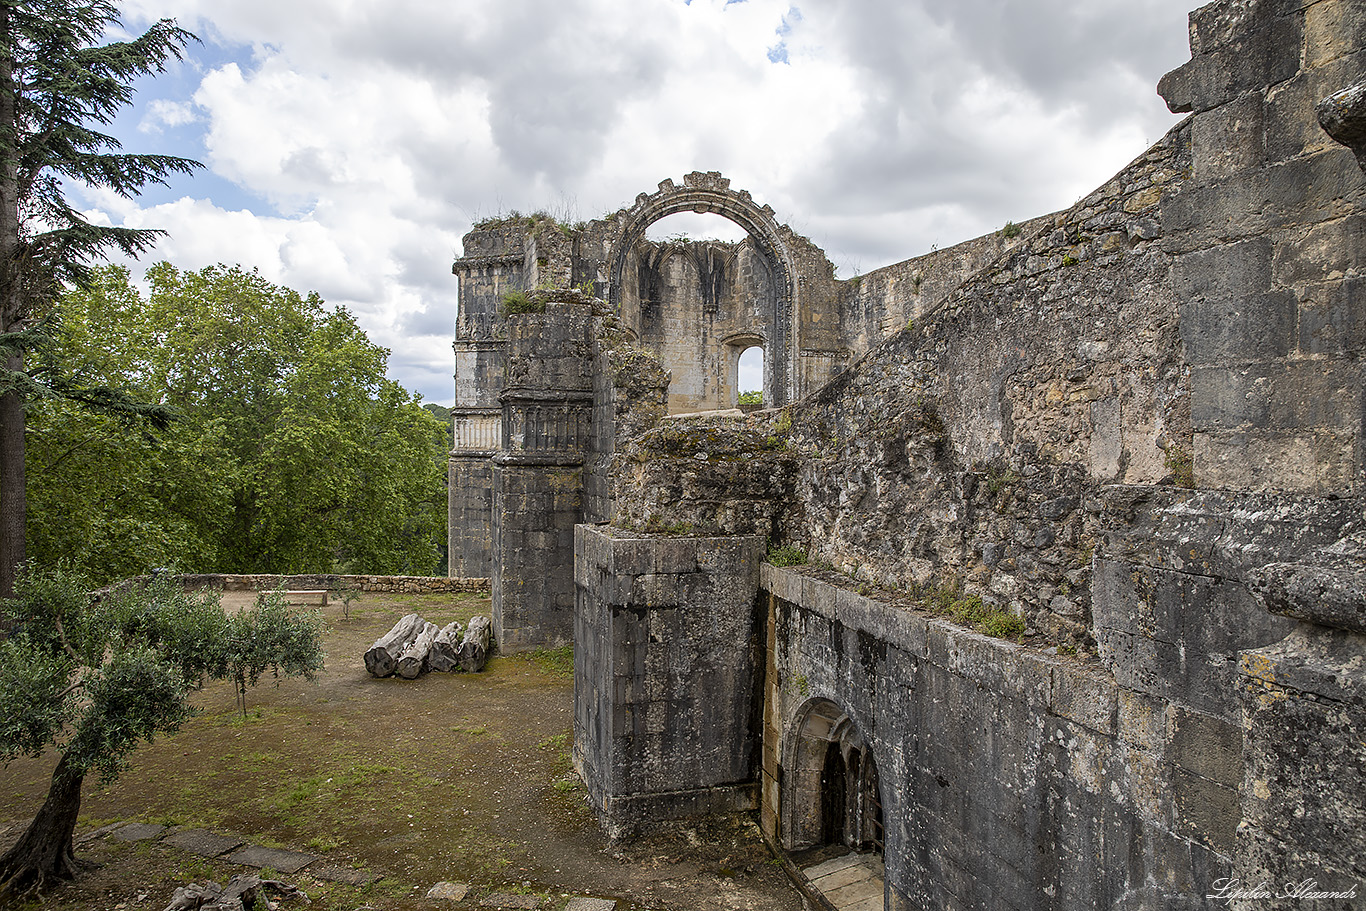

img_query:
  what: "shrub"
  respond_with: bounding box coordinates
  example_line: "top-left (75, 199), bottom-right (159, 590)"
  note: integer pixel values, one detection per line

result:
top-left (766, 544), bottom-right (808, 567)
top-left (501, 289), bottom-right (543, 314)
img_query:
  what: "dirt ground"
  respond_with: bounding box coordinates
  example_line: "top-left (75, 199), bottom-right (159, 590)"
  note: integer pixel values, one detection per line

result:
top-left (0, 591), bottom-right (805, 911)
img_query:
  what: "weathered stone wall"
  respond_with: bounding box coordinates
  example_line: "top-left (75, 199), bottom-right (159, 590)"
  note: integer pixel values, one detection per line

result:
top-left (447, 456), bottom-right (494, 578)
top-left (584, 332), bottom-right (669, 525)
top-left (771, 121), bottom-right (1191, 649)
top-left (764, 562), bottom-right (1239, 910)
top-left (158, 573), bottom-right (487, 594)
top-left (610, 413), bottom-right (798, 539)
top-left (617, 236), bottom-right (778, 413)
top-left (839, 212), bottom-right (1054, 354)
top-left (573, 526), bottom-right (766, 837)
top-left (452, 220), bottom-right (525, 412)
top-left (1236, 623), bottom-right (1366, 908)
top-left (1159, 0), bottom-right (1366, 493)
top-left (491, 294), bottom-right (597, 651)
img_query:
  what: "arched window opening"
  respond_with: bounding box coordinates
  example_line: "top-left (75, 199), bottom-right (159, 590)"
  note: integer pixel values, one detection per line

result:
top-left (785, 698), bottom-right (885, 861)
top-left (737, 345), bottom-right (764, 408)
top-left (644, 211), bottom-right (748, 244)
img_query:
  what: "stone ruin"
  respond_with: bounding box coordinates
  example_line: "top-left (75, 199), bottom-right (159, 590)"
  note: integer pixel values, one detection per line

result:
top-left (447, 2), bottom-right (1366, 908)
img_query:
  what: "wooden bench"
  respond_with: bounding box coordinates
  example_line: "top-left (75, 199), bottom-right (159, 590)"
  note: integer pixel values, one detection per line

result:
top-left (283, 590), bottom-right (328, 606)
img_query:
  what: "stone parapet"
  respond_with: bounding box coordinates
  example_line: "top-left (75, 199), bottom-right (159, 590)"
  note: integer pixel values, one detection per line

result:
top-left (141, 573), bottom-right (488, 594)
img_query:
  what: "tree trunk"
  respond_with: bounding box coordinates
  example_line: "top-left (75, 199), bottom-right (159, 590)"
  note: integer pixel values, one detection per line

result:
top-left (459, 616), bottom-right (492, 672)
top-left (0, 753), bottom-right (85, 897)
top-left (0, 5), bottom-right (27, 603)
top-left (396, 620), bottom-right (439, 679)
top-left (428, 621), bottom-right (464, 673)
top-left (363, 613), bottom-right (425, 677)
top-left (0, 379), bottom-right (24, 600)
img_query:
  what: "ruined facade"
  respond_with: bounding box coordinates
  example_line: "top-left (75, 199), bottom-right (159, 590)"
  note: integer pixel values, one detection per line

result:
top-left (449, 2), bottom-right (1366, 907)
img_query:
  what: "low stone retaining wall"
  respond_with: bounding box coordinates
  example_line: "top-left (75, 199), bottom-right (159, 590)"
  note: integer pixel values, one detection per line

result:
top-left (162, 573), bottom-right (489, 595)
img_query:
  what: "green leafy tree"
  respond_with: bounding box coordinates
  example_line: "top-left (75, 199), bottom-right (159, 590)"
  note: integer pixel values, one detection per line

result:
top-left (0, 1), bottom-right (199, 597)
top-left (0, 566), bottom-right (324, 894)
top-left (27, 264), bottom-right (449, 582)
top-left (222, 591), bottom-right (325, 719)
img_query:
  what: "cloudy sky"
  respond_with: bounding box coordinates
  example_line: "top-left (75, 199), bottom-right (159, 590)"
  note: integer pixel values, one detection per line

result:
top-left (91, 0), bottom-right (1198, 405)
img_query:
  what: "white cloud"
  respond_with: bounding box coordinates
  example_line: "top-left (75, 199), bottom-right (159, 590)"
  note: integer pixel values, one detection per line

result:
top-left (97, 0), bottom-right (1197, 403)
top-left (139, 99), bottom-right (198, 132)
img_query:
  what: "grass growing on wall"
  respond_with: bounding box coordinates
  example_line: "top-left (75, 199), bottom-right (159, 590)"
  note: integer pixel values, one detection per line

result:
top-left (501, 289), bottom-right (544, 314)
top-left (766, 544), bottom-right (808, 567)
top-left (912, 581), bottom-right (1026, 641)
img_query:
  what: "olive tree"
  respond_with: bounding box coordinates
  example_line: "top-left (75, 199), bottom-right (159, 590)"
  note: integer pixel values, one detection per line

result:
top-left (0, 566), bottom-right (324, 895)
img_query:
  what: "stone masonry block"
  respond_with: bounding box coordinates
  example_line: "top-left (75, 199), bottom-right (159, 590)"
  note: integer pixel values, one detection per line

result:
top-left (1174, 767), bottom-right (1240, 855)
top-left (1275, 213), bottom-right (1366, 286)
top-left (1305, 0), bottom-right (1366, 68)
top-left (1188, 0), bottom-right (1301, 55)
top-left (1050, 665), bottom-right (1118, 736)
top-left (1161, 150), bottom-right (1364, 248)
top-left (760, 563), bottom-right (803, 604)
top-left (1301, 276), bottom-right (1366, 355)
top-left (1191, 361), bottom-right (1363, 432)
top-left (1192, 95), bottom-right (1265, 180)
top-left (929, 623), bottom-right (1050, 708)
top-left (1179, 290), bottom-right (1297, 365)
top-left (1265, 52), bottom-right (1366, 164)
top-left (1173, 236), bottom-right (1273, 303)
top-left (838, 589), bottom-right (930, 658)
top-left (1195, 428), bottom-right (1356, 494)
top-left (1171, 707), bottom-right (1242, 787)
top-left (799, 573), bottom-right (839, 621)
top-left (1160, 13), bottom-right (1303, 114)
top-left (1117, 688), bottom-right (1169, 754)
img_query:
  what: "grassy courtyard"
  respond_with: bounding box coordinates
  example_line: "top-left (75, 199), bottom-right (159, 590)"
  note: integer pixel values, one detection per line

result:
top-left (0, 590), bottom-right (800, 911)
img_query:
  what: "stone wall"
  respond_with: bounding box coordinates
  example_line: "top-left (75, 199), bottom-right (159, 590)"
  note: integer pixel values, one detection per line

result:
top-left (573, 526), bottom-right (766, 837)
top-left (616, 236), bottom-right (779, 413)
top-left (584, 331), bottom-right (669, 525)
top-left (839, 212), bottom-right (1054, 354)
top-left (163, 573), bottom-right (487, 594)
top-left (771, 119), bottom-right (1192, 651)
top-left (610, 413), bottom-right (798, 540)
top-left (764, 563), bottom-right (1234, 911)
top-left (491, 293), bottom-right (598, 650)
top-left (1158, 0), bottom-right (1366, 493)
top-left (448, 456), bottom-right (494, 578)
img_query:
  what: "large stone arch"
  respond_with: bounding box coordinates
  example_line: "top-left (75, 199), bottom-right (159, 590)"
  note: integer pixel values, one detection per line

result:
top-left (782, 696), bottom-right (886, 859)
top-left (606, 171), bottom-right (799, 407)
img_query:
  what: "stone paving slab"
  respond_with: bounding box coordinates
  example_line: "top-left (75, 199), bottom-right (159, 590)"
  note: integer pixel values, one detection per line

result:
top-left (565, 898), bottom-right (617, 911)
top-left (162, 829), bottom-right (244, 858)
top-left (307, 863), bottom-right (379, 886)
top-left (479, 892), bottom-right (542, 909)
top-left (75, 821), bottom-right (128, 844)
top-left (840, 897), bottom-right (883, 911)
top-left (109, 822), bottom-right (167, 843)
top-left (427, 881), bottom-right (471, 901)
top-left (823, 877), bottom-right (884, 907)
top-left (802, 852), bottom-right (863, 879)
top-left (227, 844), bottom-right (316, 874)
top-left (808, 862), bottom-right (872, 892)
